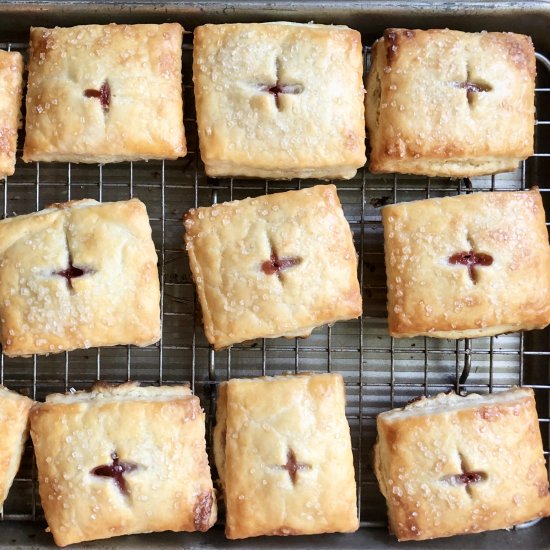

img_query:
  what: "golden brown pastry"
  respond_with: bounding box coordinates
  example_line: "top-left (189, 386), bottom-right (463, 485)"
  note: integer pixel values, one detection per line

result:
top-left (0, 50), bottom-right (23, 177)
top-left (374, 387), bottom-right (550, 541)
top-left (366, 29), bottom-right (535, 177)
top-left (184, 185), bottom-right (362, 349)
top-left (213, 373), bottom-right (358, 539)
top-left (193, 22), bottom-right (366, 179)
top-left (0, 198), bottom-right (160, 356)
top-left (382, 188), bottom-right (550, 338)
top-left (23, 23), bottom-right (186, 163)
top-left (30, 382), bottom-right (216, 547)
top-left (0, 386), bottom-right (33, 506)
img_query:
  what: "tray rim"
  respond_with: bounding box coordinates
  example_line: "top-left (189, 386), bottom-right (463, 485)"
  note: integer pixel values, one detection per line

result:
top-left (1, 0), bottom-right (550, 547)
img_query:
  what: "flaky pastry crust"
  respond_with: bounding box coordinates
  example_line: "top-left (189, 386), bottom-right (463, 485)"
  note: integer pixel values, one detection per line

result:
top-left (0, 386), bottom-right (33, 506)
top-left (382, 188), bottom-right (550, 338)
top-left (193, 23), bottom-right (365, 179)
top-left (366, 29), bottom-right (535, 177)
top-left (184, 185), bottom-right (362, 349)
top-left (30, 382), bottom-right (216, 547)
top-left (213, 373), bottom-right (358, 539)
top-left (0, 50), bottom-right (23, 177)
top-left (0, 198), bottom-right (160, 356)
top-left (23, 24), bottom-right (186, 163)
top-left (374, 388), bottom-right (550, 541)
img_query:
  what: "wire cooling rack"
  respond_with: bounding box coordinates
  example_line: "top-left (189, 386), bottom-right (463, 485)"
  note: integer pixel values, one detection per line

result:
top-left (0, 37), bottom-right (549, 530)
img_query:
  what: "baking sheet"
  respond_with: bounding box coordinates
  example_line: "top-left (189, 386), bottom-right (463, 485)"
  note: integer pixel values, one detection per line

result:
top-left (0, 2), bottom-right (549, 547)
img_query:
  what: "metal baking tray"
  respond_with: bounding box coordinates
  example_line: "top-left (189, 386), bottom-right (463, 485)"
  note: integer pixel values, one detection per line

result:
top-left (0, 1), bottom-right (549, 548)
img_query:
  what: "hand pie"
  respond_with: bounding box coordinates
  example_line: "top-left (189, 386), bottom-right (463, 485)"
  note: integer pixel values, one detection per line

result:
top-left (23, 23), bottom-right (186, 163)
top-left (184, 185), bottom-right (362, 349)
top-left (213, 373), bottom-right (358, 539)
top-left (366, 29), bottom-right (535, 177)
top-left (0, 50), bottom-right (23, 177)
top-left (30, 382), bottom-right (216, 547)
top-left (374, 387), bottom-right (550, 541)
top-left (0, 386), bottom-right (33, 506)
top-left (0, 198), bottom-right (160, 356)
top-left (193, 22), bottom-right (366, 179)
top-left (382, 188), bottom-right (550, 338)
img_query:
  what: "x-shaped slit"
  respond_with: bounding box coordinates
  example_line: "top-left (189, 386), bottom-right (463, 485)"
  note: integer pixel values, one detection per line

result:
top-left (91, 451), bottom-right (139, 496)
top-left (450, 65), bottom-right (492, 105)
top-left (84, 80), bottom-right (111, 113)
top-left (448, 236), bottom-right (493, 284)
top-left (256, 58), bottom-right (303, 111)
top-left (276, 449), bottom-right (311, 485)
top-left (54, 258), bottom-right (86, 289)
top-left (261, 239), bottom-right (301, 281)
top-left (52, 232), bottom-right (95, 291)
top-left (440, 452), bottom-right (486, 498)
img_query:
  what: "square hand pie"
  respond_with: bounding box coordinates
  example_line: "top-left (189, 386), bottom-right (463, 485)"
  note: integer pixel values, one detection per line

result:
top-left (0, 386), bottom-right (33, 506)
top-left (184, 185), bottom-right (362, 349)
top-left (193, 22), bottom-right (366, 179)
top-left (0, 50), bottom-right (23, 177)
top-left (366, 29), bottom-right (535, 177)
top-left (213, 373), bottom-right (358, 539)
top-left (0, 198), bottom-right (160, 356)
top-left (23, 23), bottom-right (186, 164)
top-left (382, 188), bottom-right (550, 338)
top-left (30, 382), bottom-right (217, 547)
top-left (374, 388), bottom-right (550, 541)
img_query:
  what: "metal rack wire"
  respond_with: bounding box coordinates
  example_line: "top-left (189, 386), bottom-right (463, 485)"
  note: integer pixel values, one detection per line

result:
top-left (0, 39), bottom-right (549, 532)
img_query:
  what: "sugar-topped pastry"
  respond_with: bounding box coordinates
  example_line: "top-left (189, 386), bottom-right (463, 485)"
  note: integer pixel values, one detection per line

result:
top-left (0, 50), bottom-right (23, 177)
top-left (366, 29), bottom-right (535, 177)
top-left (0, 198), bottom-right (160, 356)
top-left (382, 188), bottom-right (550, 338)
top-left (214, 373), bottom-right (358, 539)
top-left (30, 382), bottom-right (216, 546)
top-left (184, 185), bottom-right (362, 349)
top-left (374, 387), bottom-right (550, 541)
top-left (193, 22), bottom-right (366, 179)
top-left (23, 23), bottom-right (186, 163)
top-left (0, 386), bottom-right (33, 507)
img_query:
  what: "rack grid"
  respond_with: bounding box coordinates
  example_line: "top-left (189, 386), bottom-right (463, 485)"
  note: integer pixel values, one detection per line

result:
top-left (0, 38), bottom-right (549, 531)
